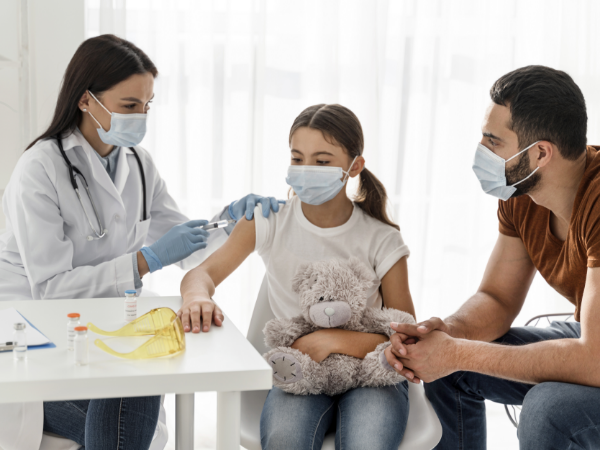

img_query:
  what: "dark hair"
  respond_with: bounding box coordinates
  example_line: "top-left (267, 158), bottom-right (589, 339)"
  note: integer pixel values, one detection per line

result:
top-left (289, 104), bottom-right (399, 231)
top-left (26, 34), bottom-right (158, 150)
top-left (489, 65), bottom-right (587, 160)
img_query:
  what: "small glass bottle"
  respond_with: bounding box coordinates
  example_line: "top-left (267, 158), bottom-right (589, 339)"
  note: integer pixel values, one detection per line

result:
top-left (124, 289), bottom-right (137, 322)
top-left (13, 322), bottom-right (27, 360)
top-left (74, 326), bottom-right (88, 366)
top-left (67, 313), bottom-right (81, 351)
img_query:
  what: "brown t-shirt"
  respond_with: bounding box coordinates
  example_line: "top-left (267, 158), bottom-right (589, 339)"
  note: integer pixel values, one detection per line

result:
top-left (498, 146), bottom-right (600, 321)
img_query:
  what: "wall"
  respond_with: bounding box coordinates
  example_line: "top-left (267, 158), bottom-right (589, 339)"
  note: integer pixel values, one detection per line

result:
top-left (0, 0), bottom-right (85, 229)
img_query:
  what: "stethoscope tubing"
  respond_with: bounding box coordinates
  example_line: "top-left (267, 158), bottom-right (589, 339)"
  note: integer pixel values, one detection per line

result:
top-left (55, 135), bottom-right (147, 239)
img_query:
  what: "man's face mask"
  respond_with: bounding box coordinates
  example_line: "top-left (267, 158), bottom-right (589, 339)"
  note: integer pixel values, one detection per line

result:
top-left (87, 308), bottom-right (185, 359)
top-left (472, 141), bottom-right (540, 201)
top-left (286, 156), bottom-right (358, 205)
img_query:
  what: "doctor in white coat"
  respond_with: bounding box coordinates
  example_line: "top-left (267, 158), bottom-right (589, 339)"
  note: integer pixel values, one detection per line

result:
top-left (0, 34), bottom-right (281, 450)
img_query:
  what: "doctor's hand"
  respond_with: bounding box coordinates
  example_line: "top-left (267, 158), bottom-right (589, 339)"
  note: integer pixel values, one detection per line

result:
top-left (230, 194), bottom-right (285, 221)
top-left (140, 220), bottom-right (210, 272)
top-left (177, 297), bottom-right (224, 333)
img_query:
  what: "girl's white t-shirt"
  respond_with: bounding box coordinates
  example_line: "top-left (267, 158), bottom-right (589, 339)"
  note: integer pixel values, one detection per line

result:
top-left (254, 195), bottom-right (410, 319)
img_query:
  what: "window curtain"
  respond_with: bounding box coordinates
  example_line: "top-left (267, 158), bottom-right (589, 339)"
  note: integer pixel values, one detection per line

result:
top-left (85, 1), bottom-right (600, 448)
top-left (86, 0), bottom-right (600, 331)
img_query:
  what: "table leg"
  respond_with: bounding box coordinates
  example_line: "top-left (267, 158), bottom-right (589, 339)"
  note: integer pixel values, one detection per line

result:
top-left (216, 391), bottom-right (241, 450)
top-left (176, 393), bottom-right (195, 450)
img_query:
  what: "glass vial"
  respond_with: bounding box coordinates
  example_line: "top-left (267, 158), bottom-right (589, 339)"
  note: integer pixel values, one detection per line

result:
top-left (67, 313), bottom-right (81, 351)
top-left (13, 322), bottom-right (27, 360)
top-left (74, 326), bottom-right (88, 366)
top-left (124, 289), bottom-right (137, 322)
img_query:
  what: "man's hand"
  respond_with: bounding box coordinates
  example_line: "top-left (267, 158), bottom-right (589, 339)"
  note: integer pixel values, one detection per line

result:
top-left (390, 317), bottom-right (453, 356)
top-left (385, 343), bottom-right (421, 384)
top-left (398, 330), bottom-right (458, 383)
top-left (291, 330), bottom-right (336, 363)
top-left (177, 297), bottom-right (224, 333)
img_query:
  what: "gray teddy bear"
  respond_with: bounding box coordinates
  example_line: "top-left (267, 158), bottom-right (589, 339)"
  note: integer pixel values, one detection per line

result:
top-left (262, 257), bottom-right (416, 396)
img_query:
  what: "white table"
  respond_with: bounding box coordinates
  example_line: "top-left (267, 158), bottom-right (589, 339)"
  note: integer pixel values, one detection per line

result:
top-left (0, 297), bottom-right (272, 450)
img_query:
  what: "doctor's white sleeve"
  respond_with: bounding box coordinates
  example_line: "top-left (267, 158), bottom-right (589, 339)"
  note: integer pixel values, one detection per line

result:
top-left (143, 169), bottom-right (229, 271)
top-left (7, 157), bottom-right (138, 299)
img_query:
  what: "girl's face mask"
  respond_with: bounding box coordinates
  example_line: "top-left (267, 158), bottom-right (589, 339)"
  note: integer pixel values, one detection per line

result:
top-left (286, 156), bottom-right (358, 205)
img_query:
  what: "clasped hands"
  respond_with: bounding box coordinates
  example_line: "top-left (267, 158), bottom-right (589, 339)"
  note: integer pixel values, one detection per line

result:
top-left (384, 317), bottom-right (459, 383)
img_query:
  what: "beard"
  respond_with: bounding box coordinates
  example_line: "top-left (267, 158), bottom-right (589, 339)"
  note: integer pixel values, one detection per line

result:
top-left (506, 150), bottom-right (541, 198)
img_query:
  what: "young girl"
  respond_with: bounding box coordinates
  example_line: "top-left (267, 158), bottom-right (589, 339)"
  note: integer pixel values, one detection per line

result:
top-left (179, 104), bottom-right (416, 449)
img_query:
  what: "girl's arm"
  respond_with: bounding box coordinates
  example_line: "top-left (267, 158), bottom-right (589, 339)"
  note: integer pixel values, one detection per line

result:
top-left (379, 256), bottom-right (415, 318)
top-left (293, 256), bottom-right (414, 362)
top-left (179, 217), bottom-right (256, 333)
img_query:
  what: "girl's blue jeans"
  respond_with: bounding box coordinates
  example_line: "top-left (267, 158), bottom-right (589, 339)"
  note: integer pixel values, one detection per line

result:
top-left (260, 381), bottom-right (409, 450)
top-left (43, 396), bottom-right (161, 450)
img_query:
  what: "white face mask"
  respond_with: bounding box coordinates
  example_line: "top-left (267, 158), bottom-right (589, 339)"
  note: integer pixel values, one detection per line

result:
top-left (86, 91), bottom-right (147, 148)
top-left (472, 141), bottom-right (540, 201)
top-left (286, 156), bottom-right (358, 206)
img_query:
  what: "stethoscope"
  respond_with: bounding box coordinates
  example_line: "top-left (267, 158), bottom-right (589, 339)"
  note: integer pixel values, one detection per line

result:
top-left (55, 136), bottom-right (147, 240)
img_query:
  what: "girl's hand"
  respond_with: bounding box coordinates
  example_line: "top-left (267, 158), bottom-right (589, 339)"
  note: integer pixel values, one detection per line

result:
top-left (291, 330), bottom-right (336, 363)
top-left (177, 297), bottom-right (224, 333)
top-left (385, 342), bottom-right (421, 384)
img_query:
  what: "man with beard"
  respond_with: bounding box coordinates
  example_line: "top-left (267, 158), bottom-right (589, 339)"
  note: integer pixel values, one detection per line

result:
top-left (387, 65), bottom-right (600, 449)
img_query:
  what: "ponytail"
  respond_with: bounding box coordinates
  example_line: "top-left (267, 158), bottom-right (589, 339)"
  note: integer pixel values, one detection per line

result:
top-left (356, 168), bottom-right (399, 230)
top-left (290, 104), bottom-right (400, 231)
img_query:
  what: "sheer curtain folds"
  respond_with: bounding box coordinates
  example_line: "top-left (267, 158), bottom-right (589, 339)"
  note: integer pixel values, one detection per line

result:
top-left (85, 0), bottom-right (600, 335)
top-left (85, 2), bottom-right (600, 449)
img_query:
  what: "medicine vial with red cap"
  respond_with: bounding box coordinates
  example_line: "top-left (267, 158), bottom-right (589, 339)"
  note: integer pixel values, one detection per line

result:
top-left (67, 313), bottom-right (81, 351)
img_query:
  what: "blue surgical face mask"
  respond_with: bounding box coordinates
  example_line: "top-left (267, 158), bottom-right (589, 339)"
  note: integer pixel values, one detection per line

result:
top-left (286, 156), bottom-right (358, 206)
top-left (472, 141), bottom-right (540, 201)
top-left (87, 91), bottom-right (147, 147)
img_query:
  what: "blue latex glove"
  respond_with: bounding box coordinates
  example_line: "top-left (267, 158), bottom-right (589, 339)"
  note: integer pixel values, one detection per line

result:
top-left (229, 194), bottom-right (286, 221)
top-left (140, 220), bottom-right (210, 273)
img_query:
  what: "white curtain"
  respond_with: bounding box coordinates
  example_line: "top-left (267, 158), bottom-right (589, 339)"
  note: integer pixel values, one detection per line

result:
top-left (85, 1), bottom-right (600, 448)
top-left (86, 0), bottom-right (600, 331)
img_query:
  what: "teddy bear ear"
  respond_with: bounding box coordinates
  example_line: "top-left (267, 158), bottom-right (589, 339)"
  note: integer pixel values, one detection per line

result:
top-left (347, 257), bottom-right (372, 283)
top-left (292, 262), bottom-right (312, 293)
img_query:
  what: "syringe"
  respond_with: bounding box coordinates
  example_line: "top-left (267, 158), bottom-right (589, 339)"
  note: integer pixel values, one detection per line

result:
top-left (201, 219), bottom-right (237, 230)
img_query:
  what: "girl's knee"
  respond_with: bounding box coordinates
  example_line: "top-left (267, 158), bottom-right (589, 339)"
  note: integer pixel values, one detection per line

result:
top-left (338, 385), bottom-right (409, 449)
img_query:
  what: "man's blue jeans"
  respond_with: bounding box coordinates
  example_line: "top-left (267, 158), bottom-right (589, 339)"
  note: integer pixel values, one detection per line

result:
top-left (425, 321), bottom-right (600, 449)
top-left (43, 396), bottom-right (161, 450)
top-left (261, 382), bottom-right (409, 450)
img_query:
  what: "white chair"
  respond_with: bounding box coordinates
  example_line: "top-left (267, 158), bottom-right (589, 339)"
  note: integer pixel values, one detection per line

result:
top-left (241, 277), bottom-right (443, 450)
top-left (0, 432), bottom-right (80, 450)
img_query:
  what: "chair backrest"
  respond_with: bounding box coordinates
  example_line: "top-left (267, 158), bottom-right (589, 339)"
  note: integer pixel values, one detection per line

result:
top-left (247, 276), bottom-right (275, 354)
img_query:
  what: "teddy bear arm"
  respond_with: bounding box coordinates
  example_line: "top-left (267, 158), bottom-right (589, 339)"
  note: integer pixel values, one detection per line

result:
top-left (361, 307), bottom-right (416, 338)
top-left (263, 315), bottom-right (315, 349)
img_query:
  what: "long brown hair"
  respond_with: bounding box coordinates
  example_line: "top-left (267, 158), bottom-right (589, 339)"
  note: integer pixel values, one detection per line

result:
top-left (26, 34), bottom-right (158, 150)
top-left (289, 104), bottom-right (399, 231)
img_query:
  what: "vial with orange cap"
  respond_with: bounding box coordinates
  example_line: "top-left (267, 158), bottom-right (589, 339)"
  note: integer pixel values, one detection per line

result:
top-left (66, 313), bottom-right (81, 351)
top-left (74, 326), bottom-right (89, 365)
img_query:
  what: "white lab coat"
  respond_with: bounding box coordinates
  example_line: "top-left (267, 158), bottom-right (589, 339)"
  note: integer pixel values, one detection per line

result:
top-left (0, 129), bottom-right (228, 450)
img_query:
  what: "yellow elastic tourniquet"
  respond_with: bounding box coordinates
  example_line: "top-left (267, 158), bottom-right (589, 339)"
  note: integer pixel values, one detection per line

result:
top-left (88, 308), bottom-right (186, 359)
top-left (88, 307), bottom-right (177, 336)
